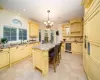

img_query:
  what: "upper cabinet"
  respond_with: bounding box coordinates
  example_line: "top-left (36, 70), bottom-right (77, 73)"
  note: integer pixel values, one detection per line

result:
top-left (62, 23), bottom-right (70, 37)
top-left (70, 19), bottom-right (83, 36)
top-left (62, 19), bottom-right (83, 37)
top-left (28, 20), bottom-right (39, 38)
top-left (82, 0), bottom-right (93, 8)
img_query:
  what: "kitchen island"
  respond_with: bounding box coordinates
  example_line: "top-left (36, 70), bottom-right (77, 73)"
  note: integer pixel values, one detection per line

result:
top-left (32, 43), bottom-right (60, 76)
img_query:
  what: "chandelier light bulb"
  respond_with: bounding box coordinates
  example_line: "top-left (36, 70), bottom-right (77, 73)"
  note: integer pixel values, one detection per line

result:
top-left (51, 22), bottom-right (54, 24)
top-left (48, 20), bottom-right (51, 23)
top-left (44, 10), bottom-right (54, 29)
top-left (44, 22), bottom-right (46, 24)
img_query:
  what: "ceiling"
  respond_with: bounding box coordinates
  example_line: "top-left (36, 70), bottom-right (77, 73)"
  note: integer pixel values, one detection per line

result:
top-left (0, 0), bottom-right (84, 24)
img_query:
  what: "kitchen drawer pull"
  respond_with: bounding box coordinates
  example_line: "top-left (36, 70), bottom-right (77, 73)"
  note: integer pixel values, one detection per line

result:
top-left (0, 50), bottom-right (3, 52)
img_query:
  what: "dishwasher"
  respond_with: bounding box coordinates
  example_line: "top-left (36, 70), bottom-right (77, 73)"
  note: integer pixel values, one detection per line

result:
top-left (65, 43), bottom-right (72, 53)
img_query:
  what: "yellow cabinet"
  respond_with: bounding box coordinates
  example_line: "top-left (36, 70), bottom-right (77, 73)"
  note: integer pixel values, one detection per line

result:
top-left (83, 0), bottom-right (100, 80)
top-left (29, 20), bottom-right (39, 38)
top-left (33, 49), bottom-right (43, 70)
top-left (82, 0), bottom-right (93, 8)
top-left (0, 43), bottom-right (40, 69)
top-left (86, 12), bottom-right (100, 43)
top-left (85, 52), bottom-right (100, 80)
top-left (32, 48), bottom-right (48, 75)
top-left (62, 19), bottom-right (83, 38)
top-left (70, 23), bottom-right (83, 36)
top-left (10, 47), bottom-right (22, 63)
top-left (0, 50), bottom-right (9, 68)
top-left (70, 19), bottom-right (83, 37)
top-left (62, 23), bottom-right (70, 37)
top-left (61, 43), bottom-right (65, 51)
top-left (62, 26), bottom-right (66, 37)
top-left (23, 44), bottom-right (32, 57)
top-left (71, 43), bottom-right (83, 54)
top-left (10, 45), bottom-right (25, 63)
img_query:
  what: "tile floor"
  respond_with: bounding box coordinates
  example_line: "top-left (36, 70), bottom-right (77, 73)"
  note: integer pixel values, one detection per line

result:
top-left (0, 52), bottom-right (87, 80)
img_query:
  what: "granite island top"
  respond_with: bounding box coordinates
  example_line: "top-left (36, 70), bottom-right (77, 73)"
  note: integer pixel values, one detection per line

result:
top-left (32, 43), bottom-right (60, 51)
top-left (64, 41), bottom-right (83, 43)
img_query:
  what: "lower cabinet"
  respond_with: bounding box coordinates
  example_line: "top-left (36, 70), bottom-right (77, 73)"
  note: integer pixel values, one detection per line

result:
top-left (61, 43), bottom-right (65, 52)
top-left (23, 44), bottom-right (33, 57)
top-left (0, 51), bottom-right (9, 68)
top-left (10, 46), bottom-right (24, 63)
top-left (0, 42), bottom-right (39, 69)
top-left (10, 44), bottom-right (33, 63)
top-left (71, 43), bottom-right (83, 54)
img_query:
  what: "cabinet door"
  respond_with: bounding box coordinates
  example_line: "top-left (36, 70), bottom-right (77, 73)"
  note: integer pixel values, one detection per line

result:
top-left (82, 0), bottom-right (93, 8)
top-left (87, 12), bottom-right (100, 43)
top-left (11, 46), bottom-right (24, 63)
top-left (0, 52), bottom-right (9, 68)
top-left (62, 27), bottom-right (66, 37)
top-left (19, 46), bottom-right (26, 59)
top-left (23, 45), bottom-right (32, 57)
top-left (86, 53), bottom-right (100, 80)
top-left (34, 49), bottom-right (43, 70)
top-left (70, 23), bottom-right (82, 36)
top-left (72, 43), bottom-right (83, 54)
top-left (29, 23), bottom-right (39, 37)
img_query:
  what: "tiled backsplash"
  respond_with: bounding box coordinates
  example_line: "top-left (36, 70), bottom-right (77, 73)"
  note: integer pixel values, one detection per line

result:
top-left (64, 37), bottom-right (83, 42)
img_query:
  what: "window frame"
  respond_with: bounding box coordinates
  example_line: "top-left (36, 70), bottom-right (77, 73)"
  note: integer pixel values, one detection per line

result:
top-left (39, 29), bottom-right (41, 42)
top-left (3, 26), bottom-right (17, 41)
top-left (19, 28), bottom-right (27, 40)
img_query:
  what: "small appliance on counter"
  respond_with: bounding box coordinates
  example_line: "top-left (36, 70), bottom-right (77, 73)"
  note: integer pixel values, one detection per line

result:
top-left (63, 39), bottom-right (66, 42)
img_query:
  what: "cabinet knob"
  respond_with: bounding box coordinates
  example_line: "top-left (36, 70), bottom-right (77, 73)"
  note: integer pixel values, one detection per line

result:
top-left (0, 50), bottom-right (3, 52)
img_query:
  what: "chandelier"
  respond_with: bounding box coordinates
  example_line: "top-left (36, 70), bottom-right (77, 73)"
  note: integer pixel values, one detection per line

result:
top-left (44, 10), bottom-right (54, 29)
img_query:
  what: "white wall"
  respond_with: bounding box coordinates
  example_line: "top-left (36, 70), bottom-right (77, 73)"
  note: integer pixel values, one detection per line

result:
top-left (0, 10), bottom-right (63, 44)
top-left (0, 10), bottom-right (29, 43)
top-left (55, 24), bottom-right (63, 43)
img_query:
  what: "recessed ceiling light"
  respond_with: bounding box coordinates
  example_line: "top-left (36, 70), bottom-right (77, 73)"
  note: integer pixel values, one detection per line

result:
top-left (23, 9), bottom-right (26, 11)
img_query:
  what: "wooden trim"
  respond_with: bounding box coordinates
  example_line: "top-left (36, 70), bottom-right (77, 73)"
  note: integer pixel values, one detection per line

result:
top-left (84, 3), bottom-right (100, 22)
top-left (88, 9), bottom-right (100, 21)
top-left (84, 0), bottom-right (100, 22)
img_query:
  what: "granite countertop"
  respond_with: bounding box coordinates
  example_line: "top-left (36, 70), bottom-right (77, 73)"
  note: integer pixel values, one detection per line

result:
top-left (32, 43), bottom-right (60, 51)
top-left (0, 41), bottom-right (39, 49)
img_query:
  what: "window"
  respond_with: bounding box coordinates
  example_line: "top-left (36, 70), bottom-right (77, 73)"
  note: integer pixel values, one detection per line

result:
top-left (39, 29), bottom-right (41, 42)
top-left (51, 30), bottom-right (54, 43)
top-left (66, 27), bottom-right (70, 35)
top-left (19, 29), bottom-right (27, 40)
top-left (3, 26), bottom-right (17, 41)
top-left (44, 30), bottom-right (48, 43)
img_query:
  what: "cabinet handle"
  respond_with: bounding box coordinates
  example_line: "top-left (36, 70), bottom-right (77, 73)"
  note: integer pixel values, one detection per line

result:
top-left (0, 50), bottom-right (3, 52)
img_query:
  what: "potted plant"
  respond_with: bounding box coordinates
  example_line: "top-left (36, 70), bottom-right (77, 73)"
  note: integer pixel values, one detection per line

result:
top-left (1, 38), bottom-right (8, 47)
